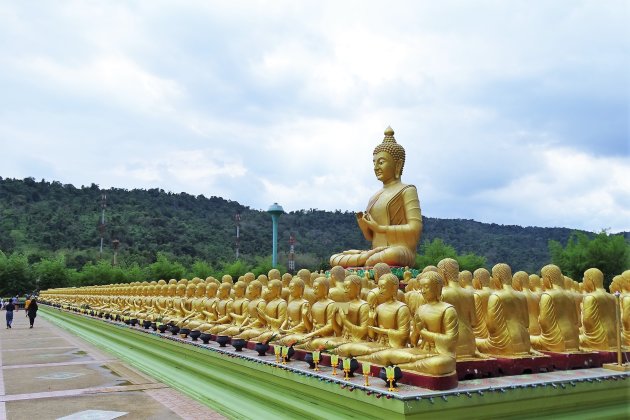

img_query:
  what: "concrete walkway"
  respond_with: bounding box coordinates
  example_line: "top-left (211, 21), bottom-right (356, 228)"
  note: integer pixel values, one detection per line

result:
top-left (0, 310), bottom-right (226, 420)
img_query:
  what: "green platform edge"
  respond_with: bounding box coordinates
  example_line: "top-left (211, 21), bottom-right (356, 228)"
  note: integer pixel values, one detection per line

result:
top-left (41, 307), bottom-right (629, 419)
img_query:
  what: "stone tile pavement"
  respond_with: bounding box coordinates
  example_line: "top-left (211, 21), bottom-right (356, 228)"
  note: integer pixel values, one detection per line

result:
top-left (0, 310), bottom-right (226, 420)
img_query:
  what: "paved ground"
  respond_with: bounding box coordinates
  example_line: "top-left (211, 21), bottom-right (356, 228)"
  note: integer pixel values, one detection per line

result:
top-left (0, 310), bottom-right (226, 420)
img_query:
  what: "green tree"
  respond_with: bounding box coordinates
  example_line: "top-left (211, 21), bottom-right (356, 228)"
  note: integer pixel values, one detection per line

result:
top-left (220, 259), bottom-right (252, 279)
top-left (34, 255), bottom-right (70, 291)
top-left (0, 252), bottom-right (34, 295)
top-left (148, 253), bottom-right (186, 281)
top-left (549, 231), bottom-right (630, 288)
top-left (190, 260), bottom-right (214, 279)
top-left (415, 239), bottom-right (457, 269)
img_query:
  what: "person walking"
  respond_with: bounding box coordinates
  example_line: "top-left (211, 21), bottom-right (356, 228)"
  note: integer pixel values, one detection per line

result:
top-left (5, 300), bottom-right (15, 328)
top-left (27, 298), bottom-right (39, 328)
top-left (25, 295), bottom-right (31, 317)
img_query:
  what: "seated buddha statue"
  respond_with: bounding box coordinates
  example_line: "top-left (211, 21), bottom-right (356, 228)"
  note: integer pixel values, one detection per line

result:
top-left (223, 280), bottom-right (266, 337)
top-left (175, 283), bottom-right (198, 327)
top-left (531, 265), bottom-right (580, 352)
top-left (366, 263), bottom-right (405, 308)
top-left (328, 266), bottom-right (349, 302)
top-left (438, 258), bottom-right (479, 359)
top-left (472, 268), bottom-right (491, 339)
top-left (476, 264), bottom-right (532, 356)
top-left (579, 268), bottom-right (616, 351)
top-left (308, 275), bottom-right (370, 349)
top-left (621, 270), bottom-right (630, 347)
top-left (274, 278), bottom-right (312, 345)
top-left (281, 273), bottom-right (292, 301)
top-left (366, 271), bottom-right (458, 376)
top-left (337, 273), bottom-right (410, 359)
top-left (296, 269), bottom-right (316, 306)
top-left (284, 277), bottom-right (340, 350)
top-left (181, 283), bottom-right (208, 330)
top-left (207, 281), bottom-right (247, 334)
top-left (237, 280), bottom-right (287, 342)
top-left (513, 271), bottom-right (541, 336)
top-left (330, 127), bottom-right (422, 268)
top-left (459, 270), bottom-right (474, 291)
top-left (163, 283), bottom-right (188, 325)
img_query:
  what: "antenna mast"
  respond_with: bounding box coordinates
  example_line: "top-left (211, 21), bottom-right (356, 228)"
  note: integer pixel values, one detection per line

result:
top-left (288, 233), bottom-right (296, 274)
top-left (235, 213), bottom-right (241, 259)
top-left (99, 194), bottom-right (107, 258)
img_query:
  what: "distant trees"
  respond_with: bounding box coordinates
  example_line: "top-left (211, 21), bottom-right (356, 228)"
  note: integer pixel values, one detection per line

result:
top-left (415, 239), bottom-right (487, 272)
top-left (549, 231), bottom-right (630, 288)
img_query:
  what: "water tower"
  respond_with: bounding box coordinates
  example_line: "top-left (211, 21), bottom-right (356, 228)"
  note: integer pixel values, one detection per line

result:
top-left (267, 203), bottom-right (284, 268)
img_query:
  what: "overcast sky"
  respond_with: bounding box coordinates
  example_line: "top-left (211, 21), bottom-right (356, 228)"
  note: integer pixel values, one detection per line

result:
top-left (1, 1), bottom-right (628, 232)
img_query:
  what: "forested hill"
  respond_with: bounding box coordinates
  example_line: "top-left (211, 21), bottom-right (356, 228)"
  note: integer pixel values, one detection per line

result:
top-left (0, 177), bottom-right (618, 273)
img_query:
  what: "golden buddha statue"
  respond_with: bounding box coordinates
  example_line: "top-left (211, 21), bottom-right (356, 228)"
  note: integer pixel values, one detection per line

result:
top-left (223, 280), bottom-right (266, 337)
top-left (531, 265), bottom-right (580, 352)
top-left (274, 278), bottom-right (311, 345)
top-left (330, 127), bottom-right (422, 268)
top-left (621, 270), bottom-right (630, 347)
top-left (529, 274), bottom-right (543, 296)
top-left (181, 283), bottom-right (208, 330)
top-left (309, 275), bottom-right (370, 349)
top-left (162, 283), bottom-right (187, 325)
top-left (459, 270), bottom-right (474, 291)
top-left (438, 258), bottom-right (479, 359)
top-left (579, 268), bottom-right (616, 351)
top-left (285, 277), bottom-right (340, 350)
top-left (199, 282), bottom-right (220, 324)
top-left (175, 283), bottom-right (197, 327)
top-left (476, 264), bottom-right (532, 356)
top-left (336, 273), bottom-right (410, 358)
top-left (281, 273), bottom-right (292, 301)
top-left (405, 274), bottom-right (425, 317)
top-left (366, 263), bottom-right (405, 308)
top-left (328, 266), bottom-right (349, 302)
top-left (513, 271), bottom-right (540, 336)
top-left (472, 268), bottom-right (491, 339)
top-left (296, 269), bottom-right (316, 306)
top-left (238, 280), bottom-right (287, 342)
top-left (366, 271), bottom-right (458, 376)
top-left (208, 281), bottom-right (247, 334)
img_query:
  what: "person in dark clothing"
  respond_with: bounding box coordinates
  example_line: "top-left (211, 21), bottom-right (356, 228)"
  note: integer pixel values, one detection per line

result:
top-left (27, 298), bottom-right (38, 328)
top-left (5, 301), bottom-right (15, 328)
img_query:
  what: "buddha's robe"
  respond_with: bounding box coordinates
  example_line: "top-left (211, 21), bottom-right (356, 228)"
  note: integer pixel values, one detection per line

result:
top-left (442, 284), bottom-right (478, 358)
top-left (336, 301), bottom-right (410, 358)
top-left (579, 290), bottom-right (616, 350)
top-left (370, 303), bottom-right (458, 376)
top-left (476, 288), bottom-right (531, 356)
top-left (531, 288), bottom-right (580, 352)
top-left (330, 184), bottom-right (421, 268)
top-left (473, 288), bottom-right (491, 339)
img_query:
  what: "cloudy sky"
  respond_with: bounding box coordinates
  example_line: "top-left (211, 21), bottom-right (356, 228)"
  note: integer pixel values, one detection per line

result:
top-left (1, 1), bottom-right (628, 232)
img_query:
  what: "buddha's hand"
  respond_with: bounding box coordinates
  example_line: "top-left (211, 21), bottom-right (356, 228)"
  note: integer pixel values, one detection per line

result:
top-left (301, 303), bottom-right (310, 317)
top-left (362, 213), bottom-right (386, 233)
top-left (256, 307), bottom-right (268, 320)
top-left (368, 326), bottom-right (387, 335)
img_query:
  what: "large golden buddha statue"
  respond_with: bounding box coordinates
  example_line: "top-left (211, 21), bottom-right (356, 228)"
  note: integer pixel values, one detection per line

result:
top-left (579, 268), bottom-right (616, 351)
top-left (330, 127), bottom-right (422, 268)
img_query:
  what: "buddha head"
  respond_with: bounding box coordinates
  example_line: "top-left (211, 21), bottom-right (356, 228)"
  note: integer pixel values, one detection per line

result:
top-left (473, 268), bottom-right (491, 289)
top-left (297, 269), bottom-right (312, 286)
top-left (195, 283), bottom-right (207, 297)
top-left (583, 268), bottom-right (604, 290)
top-left (373, 262), bottom-right (391, 281)
top-left (246, 280), bottom-right (262, 299)
top-left (373, 126), bottom-right (405, 183)
top-left (438, 258), bottom-right (459, 284)
top-left (206, 282), bottom-right (219, 298)
top-left (513, 271), bottom-right (530, 291)
top-left (541, 264), bottom-right (564, 289)
top-left (330, 265), bottom-right (346, 286)
top-left (234, 280), bottom-right (246, 297)
top-left (420, 271), bottom-right (444, 303)
top-left (378, 273), bottom-right (400, 300)
top-left (268, 269), bottom-right (281, 281)
top-left (313, 277), bottom-right (330, 299)
top-left (268, 279), bottom-right (282, 299)
top-left (459, 270), bottom-right (473, 288)
top-left (218, 282), bottom-right (231, 298)
top-left (289, 278), bottom-right (304, 299)
top-left (221, 275), bottom-right (233, 284)
top-left (344, 275), bottom-right (362, 299)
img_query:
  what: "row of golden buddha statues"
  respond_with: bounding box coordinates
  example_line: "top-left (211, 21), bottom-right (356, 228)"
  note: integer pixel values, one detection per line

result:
top-left (41, 261), bottom-right (630, 377)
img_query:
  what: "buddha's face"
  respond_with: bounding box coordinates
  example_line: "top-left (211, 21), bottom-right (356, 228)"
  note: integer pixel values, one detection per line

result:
top-left (343, 280), bottom-right (358, 299)
top-left (419, 278), bottom-right (439, 303)
top-left (235, 284), bottom-right (245, 297)
top-left (207, 285), bottom-right (218, 298)
top-left (289, 280), bottom-right (302, 298)
top-left (219, 285), bottom-right (230, 298)
top-left (378, 278), bottom-right (395, 299)
top-left (373, 151), bottom-right (397, 183)
top-left (313, 279), bottom-right (327, 299)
